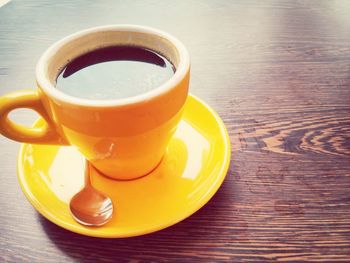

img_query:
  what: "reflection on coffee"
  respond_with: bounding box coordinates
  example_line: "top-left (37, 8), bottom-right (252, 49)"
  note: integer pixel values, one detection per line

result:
top-left (56, 46), bottom-right (175, 100)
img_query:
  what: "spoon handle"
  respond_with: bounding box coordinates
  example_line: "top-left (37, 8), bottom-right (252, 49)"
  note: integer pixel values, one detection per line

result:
top-left (84, 159), bottom-right (92, 186)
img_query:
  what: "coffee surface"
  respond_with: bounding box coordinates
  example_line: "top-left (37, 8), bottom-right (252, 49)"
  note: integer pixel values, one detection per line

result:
top-left (56, 46), bottom-right (175, 100)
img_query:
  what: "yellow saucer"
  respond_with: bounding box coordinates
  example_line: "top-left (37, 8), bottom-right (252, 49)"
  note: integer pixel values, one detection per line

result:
top-left (17, 95), bottom-right (231, 238)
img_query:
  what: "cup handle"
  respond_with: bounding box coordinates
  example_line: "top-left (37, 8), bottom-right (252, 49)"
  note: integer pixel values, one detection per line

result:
top-left (0, 90), bottom-right (68, 144)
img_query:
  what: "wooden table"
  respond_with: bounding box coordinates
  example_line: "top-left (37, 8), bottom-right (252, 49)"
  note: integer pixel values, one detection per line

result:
top-left (1, 0), bottom-right (349, 262)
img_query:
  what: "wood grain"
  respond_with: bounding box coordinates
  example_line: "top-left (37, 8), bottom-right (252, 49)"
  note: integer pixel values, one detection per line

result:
top-left (1, 0), bottom-right (350, 262)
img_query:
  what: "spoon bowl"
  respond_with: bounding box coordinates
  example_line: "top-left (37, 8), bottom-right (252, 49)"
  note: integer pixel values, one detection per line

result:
top-left (69, 160), bottom-right (113, 226)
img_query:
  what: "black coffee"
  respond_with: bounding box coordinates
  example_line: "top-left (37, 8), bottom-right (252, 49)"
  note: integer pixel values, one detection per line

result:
top-left (56, 46), bottom-right (175, 100)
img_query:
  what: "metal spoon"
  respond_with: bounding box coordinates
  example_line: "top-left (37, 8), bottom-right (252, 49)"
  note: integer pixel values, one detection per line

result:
top-left (69, 159), bottom-right (113, 226)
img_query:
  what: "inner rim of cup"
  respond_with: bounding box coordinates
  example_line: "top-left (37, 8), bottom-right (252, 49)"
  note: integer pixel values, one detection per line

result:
top-left (36, 25), bottom-right (189, 107)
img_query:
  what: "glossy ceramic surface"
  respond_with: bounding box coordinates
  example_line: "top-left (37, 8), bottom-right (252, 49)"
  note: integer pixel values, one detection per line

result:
top-left (1, 25), bottom-right (190, 180)
top-left (17, 95), bottom-right (230, 238)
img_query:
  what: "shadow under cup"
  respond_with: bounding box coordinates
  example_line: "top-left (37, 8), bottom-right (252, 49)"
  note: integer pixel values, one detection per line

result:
top-left (36, 25), bottom-right (190, 180)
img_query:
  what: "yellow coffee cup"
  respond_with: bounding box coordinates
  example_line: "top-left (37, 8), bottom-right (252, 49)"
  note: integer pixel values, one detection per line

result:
top-left (0, 25), bottom-right (190, 180)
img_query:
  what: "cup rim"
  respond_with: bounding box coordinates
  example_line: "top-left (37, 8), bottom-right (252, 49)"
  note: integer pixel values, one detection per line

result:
top-left (36, 24), bottom-right (190, 107)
